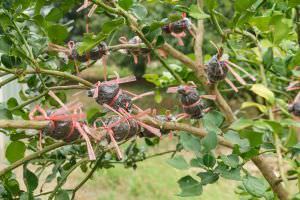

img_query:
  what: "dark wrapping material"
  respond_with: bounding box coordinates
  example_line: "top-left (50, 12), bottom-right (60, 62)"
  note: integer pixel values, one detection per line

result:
top-left (69, 42), bottom-right (107, 62)
top-left (104, 116), bottom-right (141, 142)
top-left (42, 121), bottom-right (80, 143)
top-left (178, 87), bottom-right (204, 119)
top-left (206, 55), bottom-right (228, 83)
top-left (288, 102), bottom-right (300, 116)
top-left (127, 37), bottom-right (151, 55)
top-left (162, 19), bottom-right (189, 34)
top-left (140, 115), bottom-right (171, 138)
top-left (87, 83), bottom-right (132, 111)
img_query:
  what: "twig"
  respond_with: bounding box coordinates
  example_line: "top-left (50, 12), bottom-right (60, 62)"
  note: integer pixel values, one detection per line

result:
top-left (0, 75), bottom-right (18, 88)
top-left (0, 141), bottom-right (67, 177)
top-left (0, 66), bottom-right (93, 87)
top-left (71, 155), bottom-right (104, 200)
top-left (10, 85), bottom-right (89, 111)
top-left (48, 159), bottom-right (89, 200)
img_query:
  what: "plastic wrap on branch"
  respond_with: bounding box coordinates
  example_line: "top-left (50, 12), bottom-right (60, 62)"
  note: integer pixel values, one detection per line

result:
top-left (161, 14), bottom-right (195, 46)
top-left (119, 36), bottom-right (151, 64)
top-left (95, 107), bottom-right (161, 159)
top-left (167, 84), bottom-right (216, 119)
top-left (141, 110), bottom-right (177, 138)
top-left (48, 41), bottom-right (108, 63)
top-left (87, 73), bottom-right (154, 112)
top-left (288, 92), bottom-right (300, 116)
top-left (205, 48), bottom-right (256, 92)
top-left (30, 92), bottom-right (97, 160)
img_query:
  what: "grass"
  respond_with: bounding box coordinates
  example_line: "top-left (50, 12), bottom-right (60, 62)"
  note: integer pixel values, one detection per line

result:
top-left (68, 140), bottom-right (238, 200)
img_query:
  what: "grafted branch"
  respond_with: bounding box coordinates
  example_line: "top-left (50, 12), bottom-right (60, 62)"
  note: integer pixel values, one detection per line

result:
top-left (0, 119), bottom-right (288, 200)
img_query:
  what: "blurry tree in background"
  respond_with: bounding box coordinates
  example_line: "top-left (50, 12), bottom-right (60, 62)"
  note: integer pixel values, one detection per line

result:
top-left (0, 0), bottom-right (300, 200)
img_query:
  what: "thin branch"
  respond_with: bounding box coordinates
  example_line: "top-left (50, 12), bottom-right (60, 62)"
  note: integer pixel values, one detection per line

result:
top-left (0, 66), bottom-right (93, 87)
top-left (10, 90), bottom-right (48, 111)
top-left (71, 156), bottom-right (104, 200)
top-left (10, 85), bottom-right (88, 111)
top-left (48, 159), bottom-right (89, 200)
top-left (0, 75), bottom-right (18, 88)
top-left (145, 149), bottom-right (176, 159)
top-left (0, 141), bottom-right (66, 177)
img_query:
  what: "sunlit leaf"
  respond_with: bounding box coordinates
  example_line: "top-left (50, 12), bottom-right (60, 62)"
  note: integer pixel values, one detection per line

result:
top-left (250, 84), bottom-right (275, 105)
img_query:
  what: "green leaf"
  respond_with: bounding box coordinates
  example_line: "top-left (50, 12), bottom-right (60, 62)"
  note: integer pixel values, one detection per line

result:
top-left (263, 47), bottom-right (273, 68)
top-left (1, 55), bottom-right (21, 68)
top-left (190, 158), bottom-right (204, 168)
top-left (230, 118), bottom-right (253, 131)
top-left (7, 98), bottom-right (18, 110)
top-left (55, 190), bottom-right (70, 200)
top-left (189, 5), bottom-right (210, 20)
top-left (6, 141), bottom-right (26, 163)
top-left (288, 0), bottom-right (300, 7)
top-left (242, 175), bottom-right (268, 197)
top-left (234, 0), bottom-right (256, 12)
top-left (23, 166), bottom-right (38, 192)
top-left (224, 131), bottom-right (250, 153)
top-left (205, 0), bottom-right (218, 10)
top-left (220, 154), bottom-right (239, 168)
top-left (180, 132), bottom-right (201, 153)
top-left (155, 35), bottom-right (165, 47)
top-left (77, 33), bottom-right (107, 55)
top-left (203, 110), bottom-right (224, 128)
top-left (0, 107), bottom-right (13, 119)
top-left (119, 0), bottom-right (133, 10)
top-left (102, 18), bottom-right (125, 34)
top-left (216, 164), bottom-right (241, 180)
top-left (249, 16), bottom-right (271, 32)
top-left (197, 171), bottom-right (219, 185)
top-left (250, 84), bottom-right (275, 105)
top-left (47, 24), bottom-right (68, 43)
top-left (241, 102), bottom-right (267, 113)
top-left (5, 178), bottom-right (20, 196)
top-left (240, 130), bottom-right (263, 147)
top-left (87, 107), bottom-right (105, 124)
top-left (202, 131), bottom-right (217, 151)
top-left (270, 15), bottom-right (291, 44)
top-left (202, 154), bottom-right (216, 168)
top-left (45, 8), bottom-right (63, 22)
top-left (0, 36), bottom-right (11, 54)
top-left (177, 176), bottom-right (203, 197)
top-left (166, 155), bottom-right (189, 170)
top-left (130, 4), bottom-right (148, 20)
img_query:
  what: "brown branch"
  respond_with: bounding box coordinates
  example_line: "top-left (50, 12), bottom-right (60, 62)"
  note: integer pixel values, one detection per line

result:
top-left (252, 156), bottom-right (289, 200)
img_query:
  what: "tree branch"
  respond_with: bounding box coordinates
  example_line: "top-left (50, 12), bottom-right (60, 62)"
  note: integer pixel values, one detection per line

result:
top-left (0, 119), bottom-right (287, 199)
top-left (0, 141), bottom-right (67, 177)
top-left (0, 66), bottom-right (93, 87)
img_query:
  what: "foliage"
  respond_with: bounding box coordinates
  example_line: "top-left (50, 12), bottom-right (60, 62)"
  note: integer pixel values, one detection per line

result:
top-left (0, 0), bottom-right (299, 200)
